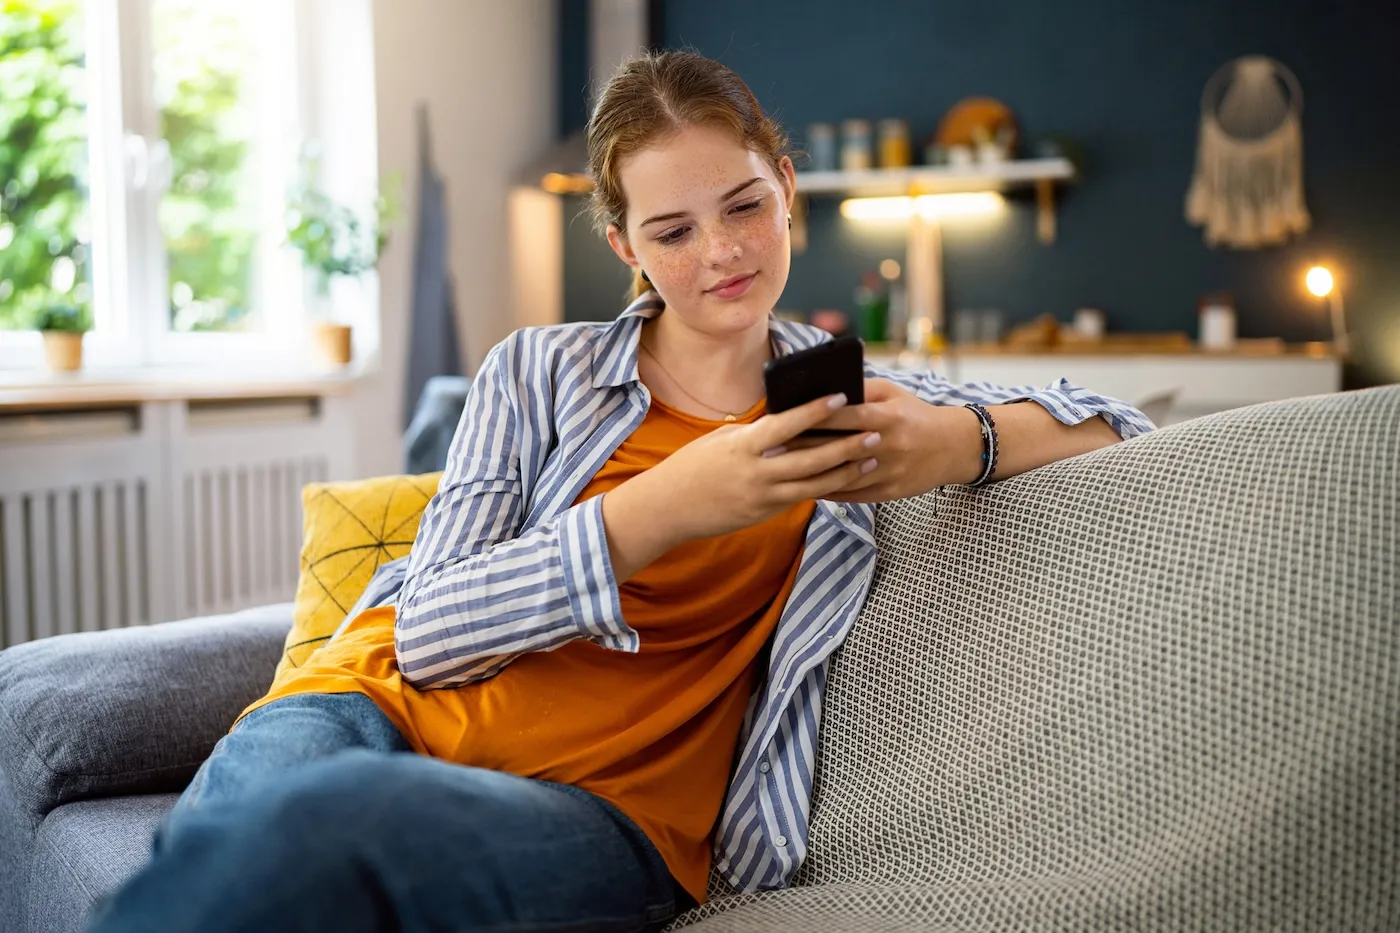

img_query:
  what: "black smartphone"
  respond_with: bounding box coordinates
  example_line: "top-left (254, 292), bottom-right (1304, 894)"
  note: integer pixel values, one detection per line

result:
top-left (763, 335), bottom-right (865, 436)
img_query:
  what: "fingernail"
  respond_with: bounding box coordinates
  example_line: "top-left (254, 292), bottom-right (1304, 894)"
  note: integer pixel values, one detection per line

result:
top-left (762, 446), bottom-right (786, 458)
top-left (827, 393), bottom-right (848, 410)
top-left (861, 458), bottom-right (878, 474)
top-left (863, 432), bottom-right (881, 449)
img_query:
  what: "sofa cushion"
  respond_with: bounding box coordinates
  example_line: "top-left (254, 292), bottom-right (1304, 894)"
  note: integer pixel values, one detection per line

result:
top-left (0, 605), bottom-right (292, 820)
top-left (26, 794), bottom-right (178, 933)
top-left (277, 473), bottom-right (441, 677)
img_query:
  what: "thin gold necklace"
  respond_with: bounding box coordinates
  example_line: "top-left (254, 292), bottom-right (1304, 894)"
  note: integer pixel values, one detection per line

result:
top-left (638, 340), bottom-right (754, 422)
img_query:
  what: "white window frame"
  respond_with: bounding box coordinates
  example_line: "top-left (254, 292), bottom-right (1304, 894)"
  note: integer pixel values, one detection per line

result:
top-left (0, 0), bottom-right (380, 374)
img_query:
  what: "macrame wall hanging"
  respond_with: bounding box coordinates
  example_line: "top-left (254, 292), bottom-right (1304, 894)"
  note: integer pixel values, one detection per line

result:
top-left (1185, 56), bottom-right (1310, 249)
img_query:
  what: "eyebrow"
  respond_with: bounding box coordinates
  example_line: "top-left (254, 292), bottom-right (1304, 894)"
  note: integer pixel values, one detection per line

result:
top-left (638, 177), bottom-right (764, 228)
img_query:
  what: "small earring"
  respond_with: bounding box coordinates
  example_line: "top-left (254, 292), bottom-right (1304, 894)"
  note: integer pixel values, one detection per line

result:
top-left (640, 269), bottom-right (651, 283)
top-left (787, 214), bottom-right (792, 229)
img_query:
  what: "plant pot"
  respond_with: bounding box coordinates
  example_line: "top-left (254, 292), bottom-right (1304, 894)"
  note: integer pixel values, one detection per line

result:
top-left (42, 331), bottom-right (84, 372)
top-left (312, 322), bottom-right (353, 367)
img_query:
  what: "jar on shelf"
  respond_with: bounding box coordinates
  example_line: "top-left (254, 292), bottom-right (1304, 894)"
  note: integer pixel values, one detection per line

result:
top-left (878, 119), bottom-right (912, 168)
top-left (840, 119), bottom-right (873, 171)
top-left (806, 122), bottom-right (837, 172)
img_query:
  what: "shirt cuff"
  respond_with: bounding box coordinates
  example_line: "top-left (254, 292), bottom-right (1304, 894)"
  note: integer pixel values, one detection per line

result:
top-left (556, 495), bottom-right (639, 652)
top-left (1012, 378), bottom-right (1154, 440)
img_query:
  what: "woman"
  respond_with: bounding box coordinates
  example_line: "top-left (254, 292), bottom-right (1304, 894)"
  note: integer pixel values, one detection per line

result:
top-left (88, 51), bottom-right (1151, 933)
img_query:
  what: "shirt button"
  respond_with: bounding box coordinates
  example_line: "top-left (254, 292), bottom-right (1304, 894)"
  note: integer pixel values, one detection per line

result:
top-left (835, 506), bottom-right (848, 519)
top-left (775, 835), bottom-right (788, 847)
top-left (759, 761), bottom-right (771, 773)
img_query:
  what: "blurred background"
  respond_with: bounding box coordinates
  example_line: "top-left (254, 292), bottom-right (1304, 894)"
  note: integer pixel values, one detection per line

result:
top-left (0, 0), bottom-right (1396, 640)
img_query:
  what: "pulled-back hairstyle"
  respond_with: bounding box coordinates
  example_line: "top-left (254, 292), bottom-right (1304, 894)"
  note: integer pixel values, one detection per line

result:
top-left (586, 50), bottom-right (791, 299)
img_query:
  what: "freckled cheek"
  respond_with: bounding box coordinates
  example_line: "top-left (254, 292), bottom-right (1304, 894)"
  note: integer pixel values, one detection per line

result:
top-left (641, 245), bottom-right (702, 292)
top-left (744, 216), bottom-right (789, 272)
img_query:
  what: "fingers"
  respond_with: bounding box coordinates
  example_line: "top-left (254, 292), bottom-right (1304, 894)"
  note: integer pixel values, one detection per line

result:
top-left (776, 457), bottom-right (878, 503)
top-left (763, 429), bottom-right (879, 482)
top-left (806, 392), bottom-right (897, 434)
top-left (747, 393), bottom-right (850, 451)
top-left (861, 377), bottom-right (902, 401)
top-left (811, 406), bottom-right (878, 434)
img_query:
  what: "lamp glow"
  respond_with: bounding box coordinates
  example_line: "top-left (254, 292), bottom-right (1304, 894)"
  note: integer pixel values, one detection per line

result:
top-left (1305, 266), bottom-right (1334, 298)
top-left (840, 192), bottom-right (1005, 222)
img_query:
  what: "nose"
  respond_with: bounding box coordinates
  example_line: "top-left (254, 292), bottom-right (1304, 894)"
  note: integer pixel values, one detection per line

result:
top-left (700, 225), bottom-right (743, 266)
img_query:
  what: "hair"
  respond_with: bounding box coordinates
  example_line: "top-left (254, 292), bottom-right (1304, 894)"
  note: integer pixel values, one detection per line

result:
top-left (585, 50), bottom-right (791, 299)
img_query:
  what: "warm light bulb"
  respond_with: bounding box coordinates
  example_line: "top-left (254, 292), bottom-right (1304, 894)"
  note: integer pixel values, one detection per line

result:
top-left (1306, 266), bottom-right (1334, 298)
top-left (839, 192), bottom-right (1004, 222)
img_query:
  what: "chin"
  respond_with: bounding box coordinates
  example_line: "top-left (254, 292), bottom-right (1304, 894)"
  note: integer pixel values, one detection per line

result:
top-left (708, 277), bottom-right (782, 324)
top-left (702, 295), bottom-right (771, 334)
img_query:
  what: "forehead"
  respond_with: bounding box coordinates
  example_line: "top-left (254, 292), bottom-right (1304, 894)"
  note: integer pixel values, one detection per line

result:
top-left (619, 124), bottom-right (773, 218)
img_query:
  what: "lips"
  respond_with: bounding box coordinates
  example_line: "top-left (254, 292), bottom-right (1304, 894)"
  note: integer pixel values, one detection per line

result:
top-left (707, 272), bottom-right (757, 300)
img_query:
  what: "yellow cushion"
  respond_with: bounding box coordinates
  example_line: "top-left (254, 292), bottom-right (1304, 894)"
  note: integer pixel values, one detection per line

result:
top-left (276, 472), bottom-right (443, 677)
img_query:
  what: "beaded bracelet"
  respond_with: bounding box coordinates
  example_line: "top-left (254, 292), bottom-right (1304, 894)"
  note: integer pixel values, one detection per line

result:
top-left (964, 403), bottom-right (999, 488)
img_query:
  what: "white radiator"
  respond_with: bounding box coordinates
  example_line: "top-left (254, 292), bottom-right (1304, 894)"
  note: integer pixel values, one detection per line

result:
top-left (0, 395), bottom-right (354, 648)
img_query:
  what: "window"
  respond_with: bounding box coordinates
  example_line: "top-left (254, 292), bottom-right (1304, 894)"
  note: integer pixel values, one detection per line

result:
top-left (0, 1), bottom-right (91, 333)
top-left (0, 0), bottom-right (378, 369)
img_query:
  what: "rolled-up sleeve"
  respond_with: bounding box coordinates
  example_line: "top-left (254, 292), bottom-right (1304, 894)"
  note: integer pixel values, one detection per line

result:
top-left (869, 364), bottom-right (1155, 439)
top-left (392, 332), bottom-right (637, 689)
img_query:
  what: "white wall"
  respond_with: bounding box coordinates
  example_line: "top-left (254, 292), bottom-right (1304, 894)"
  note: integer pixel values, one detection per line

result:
top-left (352, 0), bottom-right (556, 479)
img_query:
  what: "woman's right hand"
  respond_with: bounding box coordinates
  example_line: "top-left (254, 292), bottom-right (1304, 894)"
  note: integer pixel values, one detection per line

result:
top-left (663, 393), bottom-right (878, 539)
top-left (602, 394), bottom-right (878, 581)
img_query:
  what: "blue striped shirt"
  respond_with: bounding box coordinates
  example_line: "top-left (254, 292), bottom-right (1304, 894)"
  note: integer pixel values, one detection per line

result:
top-left (350, 292), bottom-right (1153, 892)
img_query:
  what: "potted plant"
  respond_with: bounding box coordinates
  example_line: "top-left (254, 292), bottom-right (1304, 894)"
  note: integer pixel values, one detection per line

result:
top-left (33, 304), bottom-right (91, 372)
top-left (285, 156), bottom-right (396, 367)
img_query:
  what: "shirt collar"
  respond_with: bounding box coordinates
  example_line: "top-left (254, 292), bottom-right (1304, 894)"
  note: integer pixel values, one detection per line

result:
top-left (590, 290), bottom-right (827, 389)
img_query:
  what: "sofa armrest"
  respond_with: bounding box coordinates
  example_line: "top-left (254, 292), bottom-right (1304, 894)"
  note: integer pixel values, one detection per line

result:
top-left (0, 604), bottom-right (292, 821)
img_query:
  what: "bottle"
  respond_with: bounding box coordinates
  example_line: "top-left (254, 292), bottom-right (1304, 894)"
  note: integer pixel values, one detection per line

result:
top-left (807, 122), bottom-right (837, 172)
top-left (881, 259), bottom-right (907, 344)
top-left (841, 119), bottom-right (873, 172)
top-left (878, 119), bottom-right (912, 168)
top-left (853, 273), bottom-right (888, 343)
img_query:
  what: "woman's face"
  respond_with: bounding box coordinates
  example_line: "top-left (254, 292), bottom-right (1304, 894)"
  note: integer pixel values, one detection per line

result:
top-left (606, 123), bottom-right (796, 339)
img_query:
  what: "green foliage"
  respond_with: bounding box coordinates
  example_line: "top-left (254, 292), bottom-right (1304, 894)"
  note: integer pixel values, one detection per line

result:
top-left (285, 155), bottom-right (398, 297)
top-left (2, 1), bottom-right (265, 334)
top-left (32, 300), bottom-right (88, 331)
top-left (0, 0), bottom-right (89, 330)
top-left (154, 0), bottom-right (257, 332)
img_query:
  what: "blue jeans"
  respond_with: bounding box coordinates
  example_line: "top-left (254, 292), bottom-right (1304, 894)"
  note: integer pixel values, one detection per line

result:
top-left (85, 692), bottom-right (691, 933)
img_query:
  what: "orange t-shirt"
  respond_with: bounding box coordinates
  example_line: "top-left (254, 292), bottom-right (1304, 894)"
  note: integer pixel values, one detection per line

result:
top-left (243, 394), bottom-right (815, 902)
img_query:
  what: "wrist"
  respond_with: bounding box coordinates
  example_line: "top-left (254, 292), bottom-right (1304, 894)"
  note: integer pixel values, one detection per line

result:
top-left (601, 470), bottom-right (692, 581)
top-left (947, 405), bottom-right (987, 485)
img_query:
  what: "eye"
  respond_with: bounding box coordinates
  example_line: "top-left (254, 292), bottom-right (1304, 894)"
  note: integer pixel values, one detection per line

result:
top-left (656, 226), bottom-right (689, 245)
top-left (732, 198), bottom-right (763, 215)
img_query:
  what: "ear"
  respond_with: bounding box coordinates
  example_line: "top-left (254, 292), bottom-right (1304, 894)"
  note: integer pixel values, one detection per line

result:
top-left (777, 155), bottom-right (797, 213)
top-left (605, 224), bottom-right (641, 271)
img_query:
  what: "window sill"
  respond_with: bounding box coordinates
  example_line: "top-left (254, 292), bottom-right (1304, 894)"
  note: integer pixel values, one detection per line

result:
top-left (0, 359), bottom-right (377, 412)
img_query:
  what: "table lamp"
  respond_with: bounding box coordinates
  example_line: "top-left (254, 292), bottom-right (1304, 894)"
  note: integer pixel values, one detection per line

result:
top-left (1305, 265), bottom-right (1348, 357)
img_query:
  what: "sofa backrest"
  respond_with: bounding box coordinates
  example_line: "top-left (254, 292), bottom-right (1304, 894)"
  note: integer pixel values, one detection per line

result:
top-left (785, 388), bottom-right (1398, 926)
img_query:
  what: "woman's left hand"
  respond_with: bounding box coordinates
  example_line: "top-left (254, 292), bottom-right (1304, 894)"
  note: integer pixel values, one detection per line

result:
top-left (812, 379), bottom-right (983, 502)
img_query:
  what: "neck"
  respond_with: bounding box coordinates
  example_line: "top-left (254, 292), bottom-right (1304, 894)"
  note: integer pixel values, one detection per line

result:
top-left (638, 311), bottom-right (772, 418)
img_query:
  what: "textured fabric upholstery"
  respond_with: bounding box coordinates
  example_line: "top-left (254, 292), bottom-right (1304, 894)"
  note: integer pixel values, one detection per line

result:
top-left (0, 606), bottom-right (292, 933)
top-left (404, 374), bottom-right (472, 474)
top-left (0, 764), bottom-right (31, 930)
top-left (0, 604), bottom-right (292, 821)
top-left (672, 387), bottom-right (1399, 930)
top-left (25, 795), bottom-right (178, 933)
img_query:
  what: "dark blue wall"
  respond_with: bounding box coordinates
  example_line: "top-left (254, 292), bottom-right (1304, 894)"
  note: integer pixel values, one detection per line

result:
top-left (561, 0), bottom-right (1400, 387)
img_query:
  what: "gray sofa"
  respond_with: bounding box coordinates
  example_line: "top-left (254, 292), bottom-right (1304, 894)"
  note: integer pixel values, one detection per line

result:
top-left (2, 388), bottom-right (1396, 933)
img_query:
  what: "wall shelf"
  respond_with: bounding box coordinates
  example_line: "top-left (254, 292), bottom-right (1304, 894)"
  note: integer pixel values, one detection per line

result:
top-left (794, 157), bottom-right (1076, 197)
